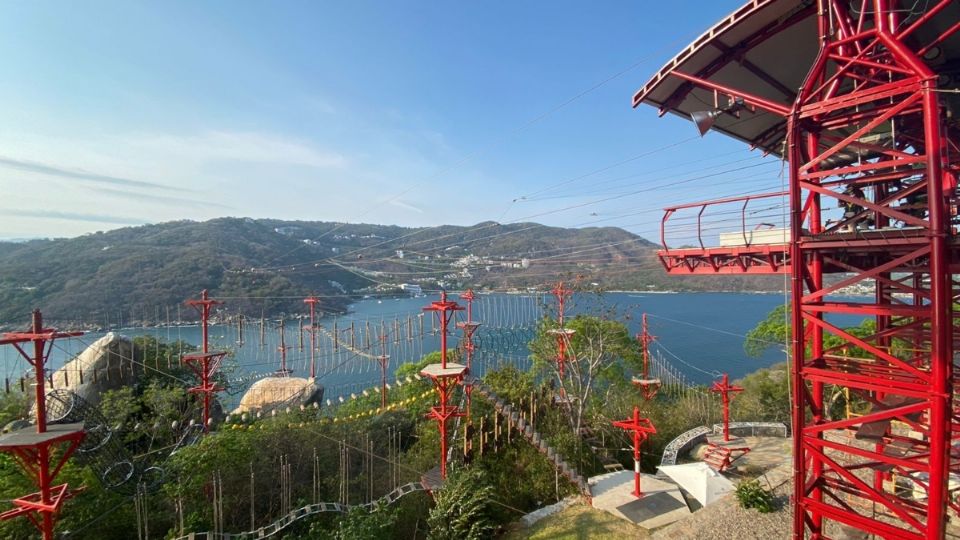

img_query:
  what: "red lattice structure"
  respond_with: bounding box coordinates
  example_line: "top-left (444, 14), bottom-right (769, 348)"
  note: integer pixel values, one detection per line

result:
top-left (0, 310), bottom-right (84, 540)
top-left (182, 290), bottom-right (228, 432)
top-left (421, 292), bottom-right (466, 480)
top-left (632, 313), bottom-right (661, 400)
top-left (711, 373), bottom-right (744, 442)
top-left (456, 289), bottom-right (481, 419)
top-left (634, 2), bottom-right (960, 538)
top-left (612, 406), bottom-right (656, 498)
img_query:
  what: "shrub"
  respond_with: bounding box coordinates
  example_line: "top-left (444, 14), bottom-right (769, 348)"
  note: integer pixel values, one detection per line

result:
top-left (734, 479), bottom-right (775, 513)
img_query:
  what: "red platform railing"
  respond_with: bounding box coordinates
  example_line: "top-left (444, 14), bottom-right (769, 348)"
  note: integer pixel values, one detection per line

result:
top-left (658, 190), bottom-right (789, 274)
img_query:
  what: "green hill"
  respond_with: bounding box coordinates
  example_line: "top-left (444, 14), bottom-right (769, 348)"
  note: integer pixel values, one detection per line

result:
top-left (0, 217), bottom-right (783, 326)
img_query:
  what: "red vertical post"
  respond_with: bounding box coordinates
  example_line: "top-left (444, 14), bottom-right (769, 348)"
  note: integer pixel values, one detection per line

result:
top-left (632, 313), bottom-right (661, 400)
top-left (639, 314), bottom-right (652, 379)
top-left (550, 282), bottom-right (574, 384)
top-left (277, 318), bottom-right (291, 376)
top-left (457, 289), bottom-right (481, 418)
top-left (183, 290), bottom-right (227, 432)
top-left (710, 373), bottom-right (743, 442)
top-left (421, 292), bottom-right (466, 480)
top-left (304, 296), bottom-right (320, 379)
top-left (378, 332), bottom-right (389, 408)
top-left (612, 406), bottom-right (656, 498)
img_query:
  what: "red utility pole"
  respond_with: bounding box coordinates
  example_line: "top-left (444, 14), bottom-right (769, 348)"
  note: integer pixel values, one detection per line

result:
top-left (304, 296), bottom-right (320, 379)
top-left (632, 313), bottom-right (661, 400)
top-left (275, 318), bottom-right (292, 376)
top-left (548, 282), bottom-right (574, 383)
top-left (456, 289), bottom-right (481, 418)
top-left (377, 332), bottom-right (390, 408)
top-left (0, 310), bottom-right (84, 540)
top-left (182, 290), bottom-right (228, 432)
top-left (612, 407), bottom-right (656, 498)
top-left (420, 292), bottom-right (466, 479)
top-left (710, 373), bottom-right (743, 442)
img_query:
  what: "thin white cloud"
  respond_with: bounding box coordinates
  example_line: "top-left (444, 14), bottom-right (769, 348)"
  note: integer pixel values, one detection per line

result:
top-left (388, 199), bottom-right (424, 214)
top-left (127, 131), bottom-right (348, 169)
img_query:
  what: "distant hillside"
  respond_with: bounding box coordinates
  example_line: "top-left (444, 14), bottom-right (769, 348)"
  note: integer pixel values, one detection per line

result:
top-left (0, 218), bottom-right (783, 326)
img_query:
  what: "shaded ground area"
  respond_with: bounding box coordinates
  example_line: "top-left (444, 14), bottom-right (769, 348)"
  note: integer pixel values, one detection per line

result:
top-left (652, 461), bottom-right (792, 540)
top-left (502, 503), bottom-right (649, 539)
top-left (688, 435), bottom-right (791, 473)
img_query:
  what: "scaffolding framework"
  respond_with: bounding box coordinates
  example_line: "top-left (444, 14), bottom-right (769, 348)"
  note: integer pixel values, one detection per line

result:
top-left (634, 2), bottom-right (960, 537)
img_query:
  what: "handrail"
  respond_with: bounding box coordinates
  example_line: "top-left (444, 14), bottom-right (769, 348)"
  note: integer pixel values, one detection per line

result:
top-left (660, 190), bottom-right (787, 252)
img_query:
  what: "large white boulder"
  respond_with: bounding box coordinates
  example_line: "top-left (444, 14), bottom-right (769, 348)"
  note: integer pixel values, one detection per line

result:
top-left (48, 333), bottom-right (137, 407)
top-left (232, 376), bottom-right (323, 415)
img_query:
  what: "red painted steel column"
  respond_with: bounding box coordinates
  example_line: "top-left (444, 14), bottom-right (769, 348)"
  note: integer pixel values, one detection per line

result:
top-left (304, 296), bottom-right (319, 379)
top-left (612, 407), bottom-right (655, 499)
top-left (632, 407), bottom-right (642, 497)
top-left (922, 70), bottom-right (951, 540)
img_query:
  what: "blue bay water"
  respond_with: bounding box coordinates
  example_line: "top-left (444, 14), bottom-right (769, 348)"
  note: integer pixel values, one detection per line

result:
top-left (2, 292), bottom-right (863, 405)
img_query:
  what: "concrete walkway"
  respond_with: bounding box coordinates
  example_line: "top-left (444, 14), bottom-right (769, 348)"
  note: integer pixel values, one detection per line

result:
top-left (589, 470), bottom-right (691, 530)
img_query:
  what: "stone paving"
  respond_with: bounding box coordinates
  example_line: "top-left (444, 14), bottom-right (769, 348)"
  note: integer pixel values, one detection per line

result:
top-left (589, 470), bottom-right (692, 530)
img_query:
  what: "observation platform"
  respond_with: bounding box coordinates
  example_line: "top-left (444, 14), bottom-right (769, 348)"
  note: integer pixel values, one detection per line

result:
top-left (659, 227), bottom-right (960, 276)
top-left (419, 363), bottom-right (467, 380)
top-left (0, 422), bottom-right (85, 450)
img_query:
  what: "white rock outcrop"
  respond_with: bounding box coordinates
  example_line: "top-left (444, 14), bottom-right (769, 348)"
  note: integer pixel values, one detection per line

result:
top-left (48, 333), bottom-right (137, 407)
top-left (232, 376), bottom-right (323, 415)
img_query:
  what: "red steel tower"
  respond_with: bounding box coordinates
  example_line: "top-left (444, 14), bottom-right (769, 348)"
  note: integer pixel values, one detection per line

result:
top-left (456, 289), bottom-right (481, 418)
top-left (0, 310), bottom-right (84, 540)
top-left (633, 2), bottom-right (960, 537)
top-left (421, 292), bottom-right (466, 479)
top-left (182, 290), bottom-right (228, 432)
top-left (612, 407), bottom-right (656, 498)
top-left (710, 373), bottom-right (743, 442)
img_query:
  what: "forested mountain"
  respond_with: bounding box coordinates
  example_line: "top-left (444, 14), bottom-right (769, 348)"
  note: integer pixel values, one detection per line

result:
top-left (0, 217), bottom-right (783, 325)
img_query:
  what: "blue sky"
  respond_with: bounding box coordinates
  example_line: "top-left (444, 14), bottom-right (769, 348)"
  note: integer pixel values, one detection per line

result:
top-left (0, 1), bottom-right (785, 242)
